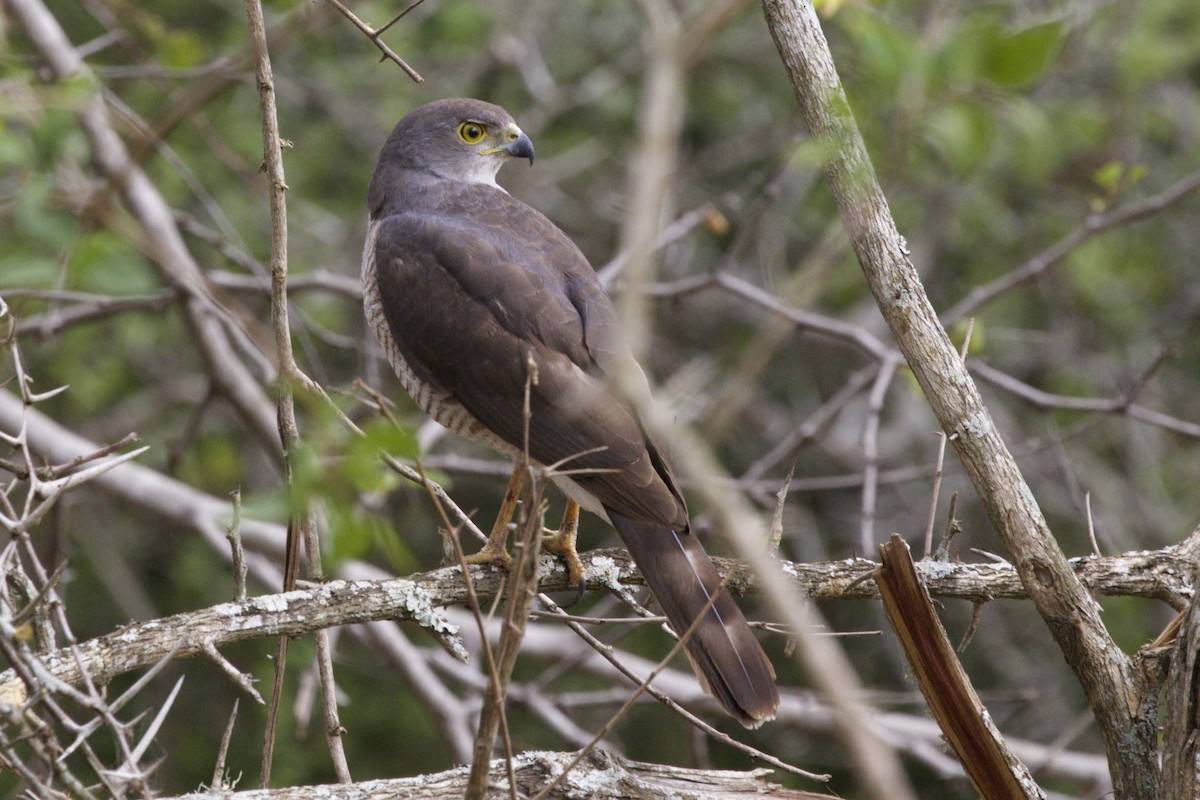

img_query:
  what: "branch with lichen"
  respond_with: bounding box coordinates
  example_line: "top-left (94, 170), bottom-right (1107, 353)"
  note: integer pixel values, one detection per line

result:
top-left (2, 534), bottom-right (1193, 706)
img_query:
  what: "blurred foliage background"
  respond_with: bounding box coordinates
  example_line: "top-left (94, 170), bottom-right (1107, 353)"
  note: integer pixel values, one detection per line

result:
top-left (1, 0), bottom-right (1199, 796)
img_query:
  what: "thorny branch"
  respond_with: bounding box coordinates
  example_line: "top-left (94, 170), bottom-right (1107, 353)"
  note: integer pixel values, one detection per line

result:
top-left (244, 0), bottom-right (350, 783)
top-left (321, 0), bottom-right (424, 82)
top-left (0, 325), bottom-right (168, 796)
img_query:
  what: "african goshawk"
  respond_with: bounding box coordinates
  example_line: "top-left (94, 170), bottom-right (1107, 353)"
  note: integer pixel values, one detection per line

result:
top-left (363, 98), bottom-right (778, 727)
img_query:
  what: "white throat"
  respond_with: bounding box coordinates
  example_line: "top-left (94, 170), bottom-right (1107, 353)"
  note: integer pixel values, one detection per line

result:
top-left (458, 155), bottom-right (506, 189)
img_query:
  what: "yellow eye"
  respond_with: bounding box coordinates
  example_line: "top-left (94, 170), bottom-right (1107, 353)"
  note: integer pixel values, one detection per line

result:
top-left (457, 122), bottom-right (487, 144)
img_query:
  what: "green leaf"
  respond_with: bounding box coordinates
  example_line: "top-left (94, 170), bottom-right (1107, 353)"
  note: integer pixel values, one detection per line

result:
top-left (984, 21), bottom-right (1063, 89)
top-left (1091, 160), bottom-right (1149, 208)
top-left (1092, 160), bottom-right (1125, 194)
top-left (158, 31), bottom-right (206, 70)
top-left (343, 419), bottom-right (418, 493)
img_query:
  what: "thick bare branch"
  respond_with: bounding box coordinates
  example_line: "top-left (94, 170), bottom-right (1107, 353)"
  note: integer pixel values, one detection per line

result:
top-left (0, 576), bottom-right (462, 703)
top-left (3, 540), bottom-right (1192, 714)
top-left (876, 535), bottom-right (1043, 799)
top-left (759, 2), bottom-right (1159, 796)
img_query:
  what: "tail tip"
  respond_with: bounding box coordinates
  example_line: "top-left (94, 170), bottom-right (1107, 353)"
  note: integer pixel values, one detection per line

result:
top-left (734, 697), bottom-right (779, 729)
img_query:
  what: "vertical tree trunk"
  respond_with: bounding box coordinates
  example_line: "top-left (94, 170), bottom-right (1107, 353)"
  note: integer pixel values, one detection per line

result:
top-left (757, 1), bottom-right (1160, 796)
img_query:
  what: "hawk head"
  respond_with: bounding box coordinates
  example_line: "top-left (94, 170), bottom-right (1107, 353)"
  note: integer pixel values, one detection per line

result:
top-left (374, 98), bottom-right (534, 190)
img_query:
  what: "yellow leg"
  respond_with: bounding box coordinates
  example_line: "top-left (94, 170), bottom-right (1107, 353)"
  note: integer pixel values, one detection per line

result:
top-left (542, 499), bottom-right (585, 590)
top-left (461, 463), bottom-right (524, 570)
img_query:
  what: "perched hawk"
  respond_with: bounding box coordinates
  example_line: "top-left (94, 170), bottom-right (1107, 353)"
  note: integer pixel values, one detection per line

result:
top-left (363, 98), bottom-right (778, 727)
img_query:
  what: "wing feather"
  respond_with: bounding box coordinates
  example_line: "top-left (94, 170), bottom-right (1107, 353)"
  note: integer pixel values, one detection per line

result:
top-left (372, 189), bottom-right (684, 528)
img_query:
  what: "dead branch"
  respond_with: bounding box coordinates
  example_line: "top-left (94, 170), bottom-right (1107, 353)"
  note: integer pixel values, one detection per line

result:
top-left (321, 0), bottom-right (424, 82)
top-left (244, 0), bottom-right (350, 783)
top-left (876, 534), bottom-right (1043, 799)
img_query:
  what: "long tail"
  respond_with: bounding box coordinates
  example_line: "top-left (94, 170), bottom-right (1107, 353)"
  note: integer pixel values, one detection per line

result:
top-left (606, 508), bottom-right (778, 728)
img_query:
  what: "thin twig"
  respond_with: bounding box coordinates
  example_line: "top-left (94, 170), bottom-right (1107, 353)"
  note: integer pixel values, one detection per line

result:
top-left (971, 361), bottom-right (1200, 439)
top-left (1085, 493), bottom-right (1101, 558)
top-left (922, 434), bottom-right (948, 560)
top-left (417, 457), bottom-right (509, 798)
top-left (923, 318), bottom-right (973, 558)
top-left (530, 562), bottom-right (829, 799)
top-left (465, 358), bottom-right (541, 800)
top-left (14, 291), bottom-right (177, 339)
top-left (321, 0), bottom-right (423, 82)
top-left (934, 493), bottom-right (960, 562)
top-left (244, 0), bottom-right (349, 782)
top-left (0, 432), bottom-right (141, 482)
top-left (227, 489), bottom-right (248, 603)
top-left (202, 640), bottom-right (263, 703)
top-left (596, 204), bottom-right (728, 286)
top-left (375, 0), bottom-right (426, 36)
top-left (741, 364), bottom-right (877, 487)
top-left (121, 675), bottom-right (184, 770)
top-left (942, 167), bottom-right (1200, 325)
top-left (210, 700), bottom-right (240, 790)
top-left (859, 356), bottom-right (899, 553)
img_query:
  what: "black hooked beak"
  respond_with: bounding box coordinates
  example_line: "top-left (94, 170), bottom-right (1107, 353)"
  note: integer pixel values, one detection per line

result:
top-left (505, 132), bottom-right (535, 164)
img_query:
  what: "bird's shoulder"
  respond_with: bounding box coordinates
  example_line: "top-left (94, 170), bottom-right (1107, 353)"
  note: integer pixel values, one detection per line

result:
top-left (380, 181), bottom-right (583, 268)
top-left (373, 181), bottom-right (621, 370)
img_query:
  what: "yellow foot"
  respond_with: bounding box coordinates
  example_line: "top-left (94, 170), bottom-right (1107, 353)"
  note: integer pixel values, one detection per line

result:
top-left (455, 462), bottom-right (522, 571)
top-left (542, 500), bottom-right (585, 598)
top-left (460, 540), bottom-right (513, 571)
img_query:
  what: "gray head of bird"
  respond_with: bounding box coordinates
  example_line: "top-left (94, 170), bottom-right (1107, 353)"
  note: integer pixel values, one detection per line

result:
top-left (380, 98), bottom-right (534, 187)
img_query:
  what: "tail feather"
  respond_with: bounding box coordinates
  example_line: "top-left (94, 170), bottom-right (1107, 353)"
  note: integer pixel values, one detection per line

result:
top-left (606, 508), bottom-right (778, 727)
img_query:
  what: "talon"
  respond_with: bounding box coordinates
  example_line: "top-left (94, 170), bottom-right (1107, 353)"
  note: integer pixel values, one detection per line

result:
top-left (568, 574), bottom-right (586, 607)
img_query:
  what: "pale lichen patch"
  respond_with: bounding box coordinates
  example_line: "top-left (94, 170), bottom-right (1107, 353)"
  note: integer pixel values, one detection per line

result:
top-left (920, 560), bottom-right (960, 579)
top-left (252, 593), bottom-right (291, 614)
top-left (586, 555), bottom-right (623, 590)
top-left (956, 410), bottom-right (992, 440)
top-left (383, 579), bottom-right (458, 637)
